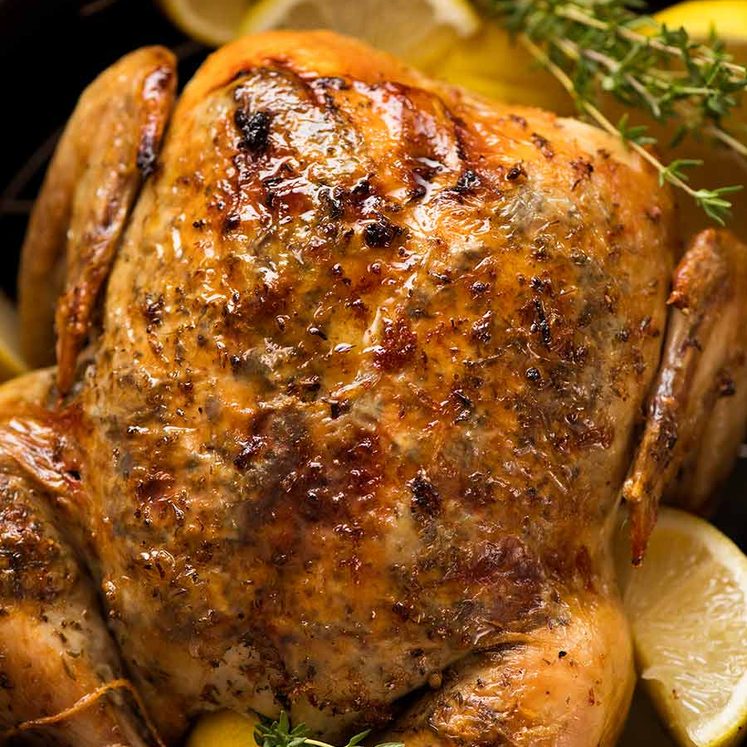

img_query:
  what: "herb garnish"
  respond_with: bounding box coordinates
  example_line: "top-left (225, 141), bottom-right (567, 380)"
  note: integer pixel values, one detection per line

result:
top-left (254, 711), bottom-right (404, 747)
top-left (482, 0), bottom-right (747, 223)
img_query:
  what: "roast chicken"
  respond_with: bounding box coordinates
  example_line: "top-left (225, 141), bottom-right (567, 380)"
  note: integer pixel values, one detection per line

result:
top-left (2, 31), bottom-right (747, 746)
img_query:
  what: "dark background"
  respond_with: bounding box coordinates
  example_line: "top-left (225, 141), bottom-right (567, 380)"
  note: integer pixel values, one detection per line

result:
top-left (0, 0), bottom-right (745, 550)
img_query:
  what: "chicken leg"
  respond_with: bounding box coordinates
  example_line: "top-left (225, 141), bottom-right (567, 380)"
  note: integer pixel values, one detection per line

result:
top-left (0, 372), bottom-right (158, 746)
top-left (383, 593), bottom-right (632, 746)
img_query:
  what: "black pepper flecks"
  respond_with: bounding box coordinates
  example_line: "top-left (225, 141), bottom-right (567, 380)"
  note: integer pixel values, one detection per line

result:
top-left (364, 217), bottom-right (401, 248)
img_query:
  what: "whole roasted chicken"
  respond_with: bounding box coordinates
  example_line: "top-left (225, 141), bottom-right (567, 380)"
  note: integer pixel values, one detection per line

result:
top-left (2, 31), bottom-right (747, 747)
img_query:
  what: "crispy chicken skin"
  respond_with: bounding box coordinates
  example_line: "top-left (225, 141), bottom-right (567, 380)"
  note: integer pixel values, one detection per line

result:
top-left (18, 46), bottom-right (176, 382)
top-left (4, 30), bottom-right (747, 746)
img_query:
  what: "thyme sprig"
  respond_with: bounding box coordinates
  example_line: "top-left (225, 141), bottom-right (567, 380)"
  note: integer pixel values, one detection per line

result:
top-left (254, 711), bottom-right (404, 747)
top-left (482, 0), bottom-right (747, 224)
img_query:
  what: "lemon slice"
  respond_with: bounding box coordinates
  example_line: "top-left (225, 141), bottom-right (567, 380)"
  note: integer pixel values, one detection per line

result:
top-left (186, 710), bottom-right (259, 747)
top-left (158, 0), bottom-right (250, 46)
top-left (656, 0), bottom-right (747, 41)
top-left (617, 507), bottom-right (747, 747)
top-left (238, 0), bottom-right (480, 67)
top-left (0, 293), bottom-right (28, 383)
top-left (425, 23), bottom-right (572, 112)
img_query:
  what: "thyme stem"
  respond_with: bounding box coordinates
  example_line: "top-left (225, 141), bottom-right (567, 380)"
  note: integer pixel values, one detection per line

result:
top-left (519, 34), bottom-right (720, 212)
top-left (556, 4), bottom-right (745, 77)
top-left (708, 125), bottom-right (747, 158)
top-left (485, 0), bottom-right (747, 223)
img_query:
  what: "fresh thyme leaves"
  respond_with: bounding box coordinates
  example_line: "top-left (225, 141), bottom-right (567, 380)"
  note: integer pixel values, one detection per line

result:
top-left (481, 0), bottom-right (747, 224)
top-left (254, 711), bottom-right (404, 747)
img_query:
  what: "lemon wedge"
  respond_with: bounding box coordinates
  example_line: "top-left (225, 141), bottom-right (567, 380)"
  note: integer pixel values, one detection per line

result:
top-left (656, 0), bottom-right (747, 41)
top-left (238, 0), bottom-right (480, 67)
top-left (186, 709), bottom-right (259, 747)
top-left (158, 0), bottom-right (250, 46)
top-left (157, 0), bottom-right (566, 109)
top-left (617, 507), bottom-right (747, 747)
top-left (424, 23), bottom-right (571, 111)
top-left (0, 293), bottom-right (28, 383)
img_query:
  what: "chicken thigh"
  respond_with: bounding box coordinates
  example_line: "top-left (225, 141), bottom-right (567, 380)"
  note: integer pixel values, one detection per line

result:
top-left (5, 30), bottom-right (747, 747)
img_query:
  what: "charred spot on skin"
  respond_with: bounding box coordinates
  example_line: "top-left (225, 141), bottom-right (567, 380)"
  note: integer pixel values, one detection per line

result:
top-left (530, 276), bottom-right (553, 296)
top-left (347, 297), bottom-right (368, 316)
top-left (572, 345), bottom-right (589, 365)
top-left (135, 67), bottom-right (174, 179)
top-left (409, 471), bottom-right (441, 521)
top-left (351, 177), bottom-right (373, 204)
top-left (321, 186), bottom-right (346, 220)
top-left (223, 214), bottom-right (241, 232)
top-left (531, 298), bottom-right (552, 347)
top-left (570, 158), bottom-right (594, 190)
top-left (314, 76), bottom-right (350, 91)
top-left (525, 367), bottom-right (542, 385)
top-left (329, 399), bottom-right (351, 420)
top-left (234, 108), bottom-right (272, 153)
top-left (532, 240), bottom-right (554, 262)
top-left (470, 281), bottom-right (490, 298)
top-left (505, 163), bottom-right (526, 182)
top-left (142, 293), bottom-right (165, 326)
top-left (392, 601), bottom-right (411, 620)
top-left (374, 315), bottom-right (417, 371)
top-left (531, 133), bottom-right (554, 160)
top-left (363, 216), bottom-right (401, 248)
top-left (469, 537), bottom-right (540, 585)
top-left (453, 169), bottom-right (481, 195)
top-left (510, 113), bottom-right (528, 129)
top-left (407, 182), bottom-right (427, 202)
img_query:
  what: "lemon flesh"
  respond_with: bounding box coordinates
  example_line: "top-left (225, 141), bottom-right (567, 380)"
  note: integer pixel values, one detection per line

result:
top-left (656, 0), bottom-right (747, 40)
top-left (239, 0), bottom-right (480, 67)
top-left (425, 23), bottom-right (572, 112)
top-left (619, 508), bottom-right (747, 747)
top-left (158, 0), bottom-right (250, 46)
top-left (186, 709), bottom-right (259, 747)
top-left (0, 293), bottom-right (28, 383)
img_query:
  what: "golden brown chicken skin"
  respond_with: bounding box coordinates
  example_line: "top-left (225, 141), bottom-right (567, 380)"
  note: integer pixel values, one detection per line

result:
top-left (7, 29), bottom-right (747, 747)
